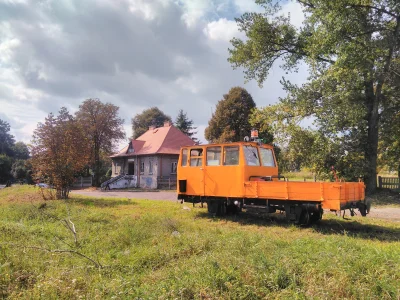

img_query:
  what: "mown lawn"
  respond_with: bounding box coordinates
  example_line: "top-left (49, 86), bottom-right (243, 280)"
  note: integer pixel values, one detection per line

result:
top-left (1, 186), bottom-right (399, 299)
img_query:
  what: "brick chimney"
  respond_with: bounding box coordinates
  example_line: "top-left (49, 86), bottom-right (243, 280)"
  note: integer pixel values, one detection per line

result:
top-left (164, 121), bottom-right (171, 127)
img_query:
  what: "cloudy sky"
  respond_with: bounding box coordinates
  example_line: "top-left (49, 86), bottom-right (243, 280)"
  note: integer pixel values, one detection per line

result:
top-left (0, 0), bottom-right (307, 145)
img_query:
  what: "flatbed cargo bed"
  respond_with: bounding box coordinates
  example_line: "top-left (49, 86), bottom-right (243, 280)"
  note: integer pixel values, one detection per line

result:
top-left (243, 180), bottom-right (365, 211)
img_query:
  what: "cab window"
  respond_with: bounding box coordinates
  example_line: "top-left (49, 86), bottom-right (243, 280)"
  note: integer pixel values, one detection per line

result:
top-left (260, 148), bottom-right (275, 167)
top-left (223, 146), bottom-right (239, 166)
top-left (243, 145), bottom-right (260, 166)
top-left (206, 147), bottom-right (221, 166)
top-left (190, 148), bottom-right (203, 167)
top-left (181, 148), bottom-right (188, 166)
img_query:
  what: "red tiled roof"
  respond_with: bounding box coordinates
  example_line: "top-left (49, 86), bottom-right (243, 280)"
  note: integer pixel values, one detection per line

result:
top-left (111, 125), bottom-right (196, 157)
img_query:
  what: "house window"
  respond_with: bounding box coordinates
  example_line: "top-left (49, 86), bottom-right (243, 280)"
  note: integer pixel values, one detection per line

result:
top-left (140, 161), bottom-right (144, 174)
top-left (171, 162), bottom-right (177, 174)
top-left (149, 160), bottom-right (153, 175)
top-left (114, 162), bottom-right (119, 174)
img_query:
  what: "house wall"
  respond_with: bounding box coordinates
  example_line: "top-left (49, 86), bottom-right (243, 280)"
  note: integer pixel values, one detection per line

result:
top-left (112, 158), bottom-right (126, 177)
top-left (111, 158), bottom-right (137, 177)
top-left (159, 155), bottom-right (179, 178)
top-left (139, 155), bottom-right (159, 189)
top-left (111, 154), bottom-right (178, 189)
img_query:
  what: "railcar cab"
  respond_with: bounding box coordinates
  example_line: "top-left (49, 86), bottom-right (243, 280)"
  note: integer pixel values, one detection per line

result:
top-left (177, 139), bottom-right (279, 201)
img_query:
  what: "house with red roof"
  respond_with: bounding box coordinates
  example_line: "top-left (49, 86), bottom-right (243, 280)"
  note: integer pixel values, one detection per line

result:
top-left (109, 121), bottom-right (196, 189)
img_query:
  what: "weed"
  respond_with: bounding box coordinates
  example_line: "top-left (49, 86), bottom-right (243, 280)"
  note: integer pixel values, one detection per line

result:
top-left (0, 186), bottom-right (399, 299)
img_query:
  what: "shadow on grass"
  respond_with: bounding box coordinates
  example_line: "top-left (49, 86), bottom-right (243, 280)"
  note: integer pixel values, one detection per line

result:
top-left (71, 198), bottom-right (138, 208)
top-left (194, 211), bottom-right (400, 242)
top-left (313, 218), bottom-right (400, 242)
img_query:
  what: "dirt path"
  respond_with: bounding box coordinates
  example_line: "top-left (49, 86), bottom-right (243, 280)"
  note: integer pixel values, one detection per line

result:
top-left (70, 189), bottom-right (178, 201)
top-left (366, 207), bottom-right (400, 221)
top-left (70, 190), bottom-right (400, 221)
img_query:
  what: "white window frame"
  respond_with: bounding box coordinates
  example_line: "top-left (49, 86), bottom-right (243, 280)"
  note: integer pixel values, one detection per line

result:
top-left (140, 161), bottom-right (144, 174)
top-left (149, 160), bottom-right (153, 175)
top-left (171, 161), bottom-right (177, 174)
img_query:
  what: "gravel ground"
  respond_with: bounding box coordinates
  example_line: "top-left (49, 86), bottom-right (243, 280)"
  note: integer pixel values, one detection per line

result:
top-left (70, 189), bottom-right (400, 221)
top-left (70, 189), bottom-right (178, 201)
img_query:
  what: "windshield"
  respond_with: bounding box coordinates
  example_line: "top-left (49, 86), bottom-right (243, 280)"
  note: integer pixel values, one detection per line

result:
top-left (259, 148), bottom-right (275, 167)
top-left (243, 145), bottom-right (260, 166)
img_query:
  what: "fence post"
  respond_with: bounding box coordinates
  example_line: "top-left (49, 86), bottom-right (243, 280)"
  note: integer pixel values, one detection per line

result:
top-left (81, 177), bottom-right (83, 188)
top-left (168, 177), bottom-right (171, 190)
top-left (378, 176), bottom-right (382, 189)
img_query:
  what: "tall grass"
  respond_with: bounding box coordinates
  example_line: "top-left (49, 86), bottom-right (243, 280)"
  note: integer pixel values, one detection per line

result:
top-left (1, 186), bottom-right (399, 299)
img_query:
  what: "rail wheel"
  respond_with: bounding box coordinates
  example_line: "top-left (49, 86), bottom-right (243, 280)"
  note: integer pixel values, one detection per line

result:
top-left (298, 209), bottom-right (311, 226)
top-left (358, 204), bottom-right (367, 217)
top-left (216, 200), bottom-right (227, 216)
top-left (207, 199), bottom-right (226, 216)
top-left (309, 209), bottom-right (323, 224)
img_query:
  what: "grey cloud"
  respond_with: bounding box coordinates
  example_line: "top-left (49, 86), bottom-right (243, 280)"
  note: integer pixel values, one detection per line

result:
top-left (5, 0), bottom-right (213, 102)
top-left (0, 112), bottom-right (24, 130)
top-left (1, 0), bottom-right (308, 143)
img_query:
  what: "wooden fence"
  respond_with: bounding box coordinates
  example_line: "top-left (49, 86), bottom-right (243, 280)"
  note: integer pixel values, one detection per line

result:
top-left (378, 176), bottom-right (399, 190)
top-left (157, 176), bottom-right (177, 190)
top-left (72, 176), bottom-right (93, 188)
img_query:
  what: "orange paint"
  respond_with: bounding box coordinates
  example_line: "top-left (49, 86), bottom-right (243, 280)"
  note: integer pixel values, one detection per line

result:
top-left (177, 141), bottom-right (365, 211)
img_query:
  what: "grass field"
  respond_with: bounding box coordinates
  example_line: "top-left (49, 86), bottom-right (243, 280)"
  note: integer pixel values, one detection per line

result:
top-left (1, 186), bottom-right (399, 299)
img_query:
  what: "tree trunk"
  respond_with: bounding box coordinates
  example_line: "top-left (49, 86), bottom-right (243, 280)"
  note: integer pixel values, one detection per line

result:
top-left (364, 80), bottom-right (379, 195)
top-left (93, 140), bottom-right (100, 187)
top-left (364, 16), bottom-right (400, 194)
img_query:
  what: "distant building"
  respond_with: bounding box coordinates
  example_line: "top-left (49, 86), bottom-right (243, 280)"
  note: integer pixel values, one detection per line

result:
top-left (110, 121), bottom-right (196, 189)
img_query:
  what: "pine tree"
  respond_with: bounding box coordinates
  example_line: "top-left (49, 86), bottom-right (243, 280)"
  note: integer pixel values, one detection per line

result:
top-left (174, 110), bottom-right (198, 143)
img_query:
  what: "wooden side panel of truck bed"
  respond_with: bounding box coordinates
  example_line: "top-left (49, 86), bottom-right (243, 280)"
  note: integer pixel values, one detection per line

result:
top-left (243, 181), bottom-right (365, 210)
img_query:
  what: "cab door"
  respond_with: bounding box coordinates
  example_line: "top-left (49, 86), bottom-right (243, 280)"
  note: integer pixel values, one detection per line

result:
top-left (204, 145), bottom-right (243, 197)
top-left (185, 148), bottom-right (205, 196)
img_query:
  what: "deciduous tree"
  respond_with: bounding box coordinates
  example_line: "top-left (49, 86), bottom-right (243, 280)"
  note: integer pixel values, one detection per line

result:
top-left (12, 142), bottom-right (30, 160)
top-left (229, 0), bottom-right (400, 193)
top-left (205, 87), bottom-right (273, 143)
top-left (31, 108), bottom-right (90, 199)
top-left (11, 159), bottom-right (32, 182)
top-left (131, 107), bottom-right (172, 139)
top-left (75, 98), bottom-right (125, 187)
top-left (0, 154), bottom-right (12, 182)
top-left (0, 119), bottom-right (15, 156)
top-left (174, 109), bottom-right (198, 143)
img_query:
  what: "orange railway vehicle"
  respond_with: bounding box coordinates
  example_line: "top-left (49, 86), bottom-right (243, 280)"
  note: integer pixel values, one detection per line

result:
top-left (177, 139), bottom-right (368, 225)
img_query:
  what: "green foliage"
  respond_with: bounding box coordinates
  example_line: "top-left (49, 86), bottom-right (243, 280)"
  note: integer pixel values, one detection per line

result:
top-left (131, 107), bottom-right (172, 139)
top-left (0, 119), bottom-right (15, 156)
top-left (11, 142), bottom-right (30, 160)
top-left (0, 122), bottom-right (31, 182)
top-left (0, 186), bottom-right (399, 298)
top-left (174, 109), bottom-right (198, 143)
top-left (0, 154), bottom-right (12, 182)
top-left (205, 87), bottom-right (273, 143)
top-left (11, 159), bottom-right (32, 182)
top-left (75, 98), bottom-right (125, 187)
top-left (229, 0), bottom-right (400, 193)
